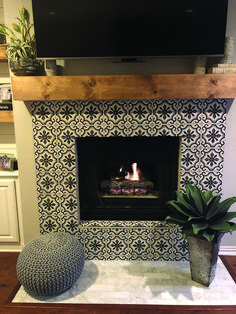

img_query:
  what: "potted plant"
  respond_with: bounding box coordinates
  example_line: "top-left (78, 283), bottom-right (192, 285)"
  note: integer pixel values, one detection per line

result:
top-left (0, 7), bottom-right (40, 75)
top-left (165, 184), bottom-right (236, 286)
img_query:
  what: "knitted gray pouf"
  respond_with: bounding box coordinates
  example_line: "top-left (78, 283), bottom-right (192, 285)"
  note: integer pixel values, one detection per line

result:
top-left (16, 232), bottom-right (85, 296)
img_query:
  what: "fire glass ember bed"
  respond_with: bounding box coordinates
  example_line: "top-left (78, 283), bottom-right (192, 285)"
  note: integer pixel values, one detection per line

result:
top-left (76, 137), bottom-right (180, 220)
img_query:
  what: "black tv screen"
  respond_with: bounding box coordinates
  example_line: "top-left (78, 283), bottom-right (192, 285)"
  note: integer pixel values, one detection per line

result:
top-left (32, 0), bottom-right (228, 59)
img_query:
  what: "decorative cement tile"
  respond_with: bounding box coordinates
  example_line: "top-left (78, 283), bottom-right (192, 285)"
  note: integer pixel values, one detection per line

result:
top-left (31, 99), bottom-right (228, 260)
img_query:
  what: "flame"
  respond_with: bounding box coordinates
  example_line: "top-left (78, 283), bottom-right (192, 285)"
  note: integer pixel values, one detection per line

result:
top-left (125, 163), bottom-right (140, 181)
top-left (132, 163), bottom-right (139, 180)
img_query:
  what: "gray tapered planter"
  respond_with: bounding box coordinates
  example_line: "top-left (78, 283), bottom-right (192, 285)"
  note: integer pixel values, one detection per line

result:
top-left (187, 234), bottom-right (223, 287)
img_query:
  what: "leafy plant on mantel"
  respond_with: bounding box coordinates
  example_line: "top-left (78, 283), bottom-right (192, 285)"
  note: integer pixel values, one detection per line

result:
top-left (0, 7), bottom-right (37, 65)
top-left (165, 184), bottom-right (236, 242)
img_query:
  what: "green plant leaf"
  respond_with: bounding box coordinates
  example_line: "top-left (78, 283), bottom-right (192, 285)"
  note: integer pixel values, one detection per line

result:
top-left (213, 197), bottom-right (236, 216)
top-left (182, 228), bottom-right (194, 238)
top-left (164, 218), bottom-right (182, 225)
top-left (224, 212), bottom-right (236, 221)
top-left (20, 8), bottom-right (30, 23)
top-left (176, 190), bottom-right (186, 202)
top-left (188, 216), bottom-right (205, 222)
top-left (201, 231), bottom-right (216, 242)
top-left (175, 191), bottom-right (201, 215)
top-left (213, 212), bottom-right (236, 224)
top-left (186, 184), bottom-right (204, 213)
top-left (165, 214), bottom-right (187, 224)
top-left (192, 222), bottom-right (208, 234)
top-left (210, 222), bottom-right (232, 232)
top-left (192, 185), bottom-right (205, 213)
top-left (167, 200), bottom-right (199, 218)
top-left (205, 195), bottom-right (221, 219)
top-left (0, 24), bottom-right (6, 34)
top-left (229, 224), bottom-right (236, 231)
top-left (204, 190), bottom-right (214, 202)
top-left (185, 184), bottom-right (195, 202)
top-left (12, 23), bottom-right (21, 33)
top-left (0, 24), bottom-right (16, 40)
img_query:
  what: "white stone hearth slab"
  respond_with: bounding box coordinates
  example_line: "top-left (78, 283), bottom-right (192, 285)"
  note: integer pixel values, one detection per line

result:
top-left (13, 259), bottom-right (236, 305)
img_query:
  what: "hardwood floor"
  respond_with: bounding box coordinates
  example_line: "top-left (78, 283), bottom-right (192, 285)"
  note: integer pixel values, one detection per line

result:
top-left (0, 252), bottom-right (236, 313)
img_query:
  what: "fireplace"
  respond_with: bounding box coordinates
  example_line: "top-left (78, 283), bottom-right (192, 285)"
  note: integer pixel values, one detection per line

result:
top-left (30, 98), bottom-right (228, 260)
top-left (76, 136), bottom-right (180, 220)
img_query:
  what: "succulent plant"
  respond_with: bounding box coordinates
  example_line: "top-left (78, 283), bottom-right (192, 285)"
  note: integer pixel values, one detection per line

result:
top-left (165, 184), bottom-right (236, 241)
top-left (0, 8), bottom-right (37, 65)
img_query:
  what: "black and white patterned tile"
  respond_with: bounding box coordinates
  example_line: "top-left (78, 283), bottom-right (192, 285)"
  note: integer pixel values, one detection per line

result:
top-left (31, 98), bottom-right (228, 261)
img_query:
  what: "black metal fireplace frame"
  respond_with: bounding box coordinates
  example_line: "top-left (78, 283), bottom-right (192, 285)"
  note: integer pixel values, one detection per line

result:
top-left (76, 136), bottom-right (180, 221)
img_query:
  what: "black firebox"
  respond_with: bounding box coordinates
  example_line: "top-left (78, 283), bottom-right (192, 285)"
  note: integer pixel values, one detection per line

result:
top-left (75, 136), bottom-right (180, 221)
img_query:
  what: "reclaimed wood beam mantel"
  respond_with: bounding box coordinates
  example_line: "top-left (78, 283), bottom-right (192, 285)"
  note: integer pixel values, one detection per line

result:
top-left (11, 74), bottom-right (236, 101)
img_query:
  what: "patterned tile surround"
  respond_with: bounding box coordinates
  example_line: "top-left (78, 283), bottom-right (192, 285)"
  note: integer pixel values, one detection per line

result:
top-left (31, 98), bottom-right (228, 261)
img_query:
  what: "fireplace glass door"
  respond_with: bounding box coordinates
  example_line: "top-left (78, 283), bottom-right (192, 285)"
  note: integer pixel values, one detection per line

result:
top-left (76, 136), bottom-right (180, 220)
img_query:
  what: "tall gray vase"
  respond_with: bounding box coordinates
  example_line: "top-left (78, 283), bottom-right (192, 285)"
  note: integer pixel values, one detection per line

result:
top-left (187, 234), bottom-right (223, 287)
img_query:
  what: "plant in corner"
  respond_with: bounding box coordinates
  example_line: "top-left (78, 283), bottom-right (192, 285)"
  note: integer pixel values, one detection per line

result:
top-left (0, 7), bottom-right (40, 75)
top-left (165, 184), bottom-right (236, 286)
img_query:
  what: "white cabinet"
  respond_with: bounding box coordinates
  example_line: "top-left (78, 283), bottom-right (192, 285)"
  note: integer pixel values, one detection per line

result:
top-left (0, 175), bottom-right (19, 242)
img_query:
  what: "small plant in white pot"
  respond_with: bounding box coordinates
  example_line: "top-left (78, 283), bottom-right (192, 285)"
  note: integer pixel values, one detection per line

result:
top-left (165, 184), bottom-right (236, 286)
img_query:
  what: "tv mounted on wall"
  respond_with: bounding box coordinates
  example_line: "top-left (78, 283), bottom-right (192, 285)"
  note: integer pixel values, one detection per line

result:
top-left (32, 0), bottom-right (228, 60)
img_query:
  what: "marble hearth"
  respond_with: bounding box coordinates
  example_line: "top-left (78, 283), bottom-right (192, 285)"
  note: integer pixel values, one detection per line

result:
top-left (31, 97), bottom-right (230, 260)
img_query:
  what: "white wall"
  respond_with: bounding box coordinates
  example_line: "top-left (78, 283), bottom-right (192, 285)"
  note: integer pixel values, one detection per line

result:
top-left (0, 123), bottom-right (16, 156)
top-left (219, 0), bottom-right (236, 248)
top-left (221, 100), bottom-right (236, 248)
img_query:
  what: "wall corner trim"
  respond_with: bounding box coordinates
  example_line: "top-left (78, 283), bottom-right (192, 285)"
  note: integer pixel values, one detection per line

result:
top-left (220, 246), bottom-right (236, 256)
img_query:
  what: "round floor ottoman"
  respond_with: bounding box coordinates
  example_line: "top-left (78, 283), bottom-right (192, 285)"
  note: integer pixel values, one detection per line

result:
top-left (16, 232), bottom-right (85, 296)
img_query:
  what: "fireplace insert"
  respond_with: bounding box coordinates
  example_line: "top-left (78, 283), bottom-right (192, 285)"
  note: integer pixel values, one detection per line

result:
top-left (76, 136), bottom-right (180, 220)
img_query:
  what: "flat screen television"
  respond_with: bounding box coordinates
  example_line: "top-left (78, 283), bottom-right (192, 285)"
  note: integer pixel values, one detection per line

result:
top-left (32, 0), bottom-right (228, 60)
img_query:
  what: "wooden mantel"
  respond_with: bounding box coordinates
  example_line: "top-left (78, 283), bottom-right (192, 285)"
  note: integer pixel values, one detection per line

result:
top-left (11, 73), bottom-right (236, 101)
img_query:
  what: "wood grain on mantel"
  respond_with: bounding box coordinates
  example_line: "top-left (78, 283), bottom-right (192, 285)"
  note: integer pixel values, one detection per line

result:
top-left (11, 74), bottom-right (236, 101)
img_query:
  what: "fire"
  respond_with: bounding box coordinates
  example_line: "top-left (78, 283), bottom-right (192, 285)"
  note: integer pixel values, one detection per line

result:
top-left (125, 163), bottom-right (140, 181)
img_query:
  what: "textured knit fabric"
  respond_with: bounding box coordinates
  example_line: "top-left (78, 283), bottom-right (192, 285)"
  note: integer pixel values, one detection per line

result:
top-left (16, 232), bottom-right (85, 296)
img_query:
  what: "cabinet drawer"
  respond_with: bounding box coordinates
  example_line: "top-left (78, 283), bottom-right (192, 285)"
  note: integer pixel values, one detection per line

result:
top-left (0, 179), bottom-right (19, 242)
